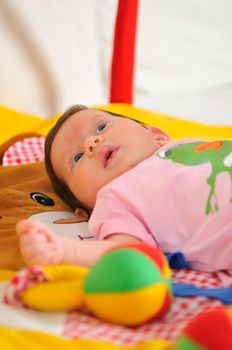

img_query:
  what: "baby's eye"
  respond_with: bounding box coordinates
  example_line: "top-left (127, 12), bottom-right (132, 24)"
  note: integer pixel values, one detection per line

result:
top-left (96, 123), bottom-right (107, 134)
top-left (73, 152), bottom-right (83, 163)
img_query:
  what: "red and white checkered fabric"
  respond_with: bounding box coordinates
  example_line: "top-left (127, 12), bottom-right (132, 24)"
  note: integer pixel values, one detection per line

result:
top-left (62, 269), bottom-right (223, 345)
top-left (2, 137), bottom-right (45, 166)
top-left (2, 136), bottom-right (227, 345)
top-left (3, 266), bottom-right (46, 307)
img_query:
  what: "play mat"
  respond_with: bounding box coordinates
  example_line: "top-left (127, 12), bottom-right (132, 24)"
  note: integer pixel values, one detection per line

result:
top-left (0, 0), bottom-right (232, 348)
top-left (0, 103), bottom-right (232, 349)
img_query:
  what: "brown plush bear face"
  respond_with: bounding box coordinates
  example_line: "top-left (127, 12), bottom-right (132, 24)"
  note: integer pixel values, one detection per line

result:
top-left (0, 161), bottom-right (92, 270)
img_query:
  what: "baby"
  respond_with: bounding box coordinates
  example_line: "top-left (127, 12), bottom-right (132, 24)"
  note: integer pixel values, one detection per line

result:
top-left (17, 105), bottom-right (232, 284)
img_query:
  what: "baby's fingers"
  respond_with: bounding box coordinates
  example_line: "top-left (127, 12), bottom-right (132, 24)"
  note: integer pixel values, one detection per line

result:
top-left (16, 220), bottom-right (42, 237)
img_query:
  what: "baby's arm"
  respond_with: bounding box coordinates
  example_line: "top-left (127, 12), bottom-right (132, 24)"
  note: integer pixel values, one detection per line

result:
top-left (63, 234), bottom-right (140, 267)
top-left (17, 220), bottom-right (140, 267)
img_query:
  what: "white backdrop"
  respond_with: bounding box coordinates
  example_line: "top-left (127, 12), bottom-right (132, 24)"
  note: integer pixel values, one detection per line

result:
top-left (0, 0), bottom-right (107, 119)
top-left (1, 0), bottom-right (232, 125)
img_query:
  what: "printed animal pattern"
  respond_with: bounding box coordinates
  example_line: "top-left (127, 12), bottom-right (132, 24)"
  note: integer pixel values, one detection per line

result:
top-left (157, 140), bottom-right (232, 215)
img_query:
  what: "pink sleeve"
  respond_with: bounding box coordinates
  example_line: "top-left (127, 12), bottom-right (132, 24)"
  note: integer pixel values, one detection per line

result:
top-left (89, 195), bottom-right (158, 247)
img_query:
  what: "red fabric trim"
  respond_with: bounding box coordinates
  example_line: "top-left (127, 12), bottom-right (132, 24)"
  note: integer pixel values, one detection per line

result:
top-left (110, 0), bottom-right (139, 104)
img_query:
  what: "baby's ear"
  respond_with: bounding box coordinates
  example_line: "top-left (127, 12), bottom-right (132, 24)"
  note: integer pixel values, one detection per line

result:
top-left (145, 125), bottom-right (171, 146)
top-left (75, 208), bottom-right (89, 221)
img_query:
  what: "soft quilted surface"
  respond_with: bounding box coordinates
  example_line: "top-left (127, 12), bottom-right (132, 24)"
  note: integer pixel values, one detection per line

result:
top-left (1, 136), bottom-right (227, 345)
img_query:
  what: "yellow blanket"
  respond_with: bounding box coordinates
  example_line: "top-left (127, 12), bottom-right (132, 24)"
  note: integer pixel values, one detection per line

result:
top-left (1, 103), bottom-right (232, 145)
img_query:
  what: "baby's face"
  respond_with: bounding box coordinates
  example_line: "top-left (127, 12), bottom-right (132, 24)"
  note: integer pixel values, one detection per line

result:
top-left (51, 109), bottom-right (169, 209)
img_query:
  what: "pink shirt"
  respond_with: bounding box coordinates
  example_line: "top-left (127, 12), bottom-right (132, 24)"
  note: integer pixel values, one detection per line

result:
top-left (89, 139), bottom-right (232, 284)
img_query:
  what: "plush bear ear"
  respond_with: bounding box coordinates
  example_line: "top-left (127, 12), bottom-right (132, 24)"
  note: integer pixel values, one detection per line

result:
top-left (0, 133), bottom-right (40, 165)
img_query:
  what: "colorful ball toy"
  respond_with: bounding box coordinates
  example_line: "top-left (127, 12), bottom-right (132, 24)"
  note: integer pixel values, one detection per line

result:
top-left (84, 242), bottom-right (172, 326)
top-left (176, 306), bottom-right (232, 349)
top-left (4, 242), bottom-right (172, 326)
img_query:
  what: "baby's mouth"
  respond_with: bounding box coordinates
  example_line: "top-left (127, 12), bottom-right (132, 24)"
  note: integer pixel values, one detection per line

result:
top-left (100, 146), bottom-right (119, 167)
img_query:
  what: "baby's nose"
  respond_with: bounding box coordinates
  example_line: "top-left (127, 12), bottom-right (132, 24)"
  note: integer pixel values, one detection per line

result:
top-left (85, 135), bottom-right (103, 154)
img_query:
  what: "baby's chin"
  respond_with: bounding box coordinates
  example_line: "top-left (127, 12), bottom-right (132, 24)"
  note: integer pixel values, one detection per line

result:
top-left (87, 151), bottom-right (156, 208)
top-left (108, 155), bottom-right (144, 180)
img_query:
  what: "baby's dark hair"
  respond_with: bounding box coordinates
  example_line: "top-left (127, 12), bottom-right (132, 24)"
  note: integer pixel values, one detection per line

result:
top-left (45, 104), bottom-right (129, 216)
top-left (45, 105), bottom-right (91, 214)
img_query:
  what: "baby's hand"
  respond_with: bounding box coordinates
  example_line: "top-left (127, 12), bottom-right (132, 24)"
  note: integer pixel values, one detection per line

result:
top-left (16, 220), bottom-right (64, 266)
